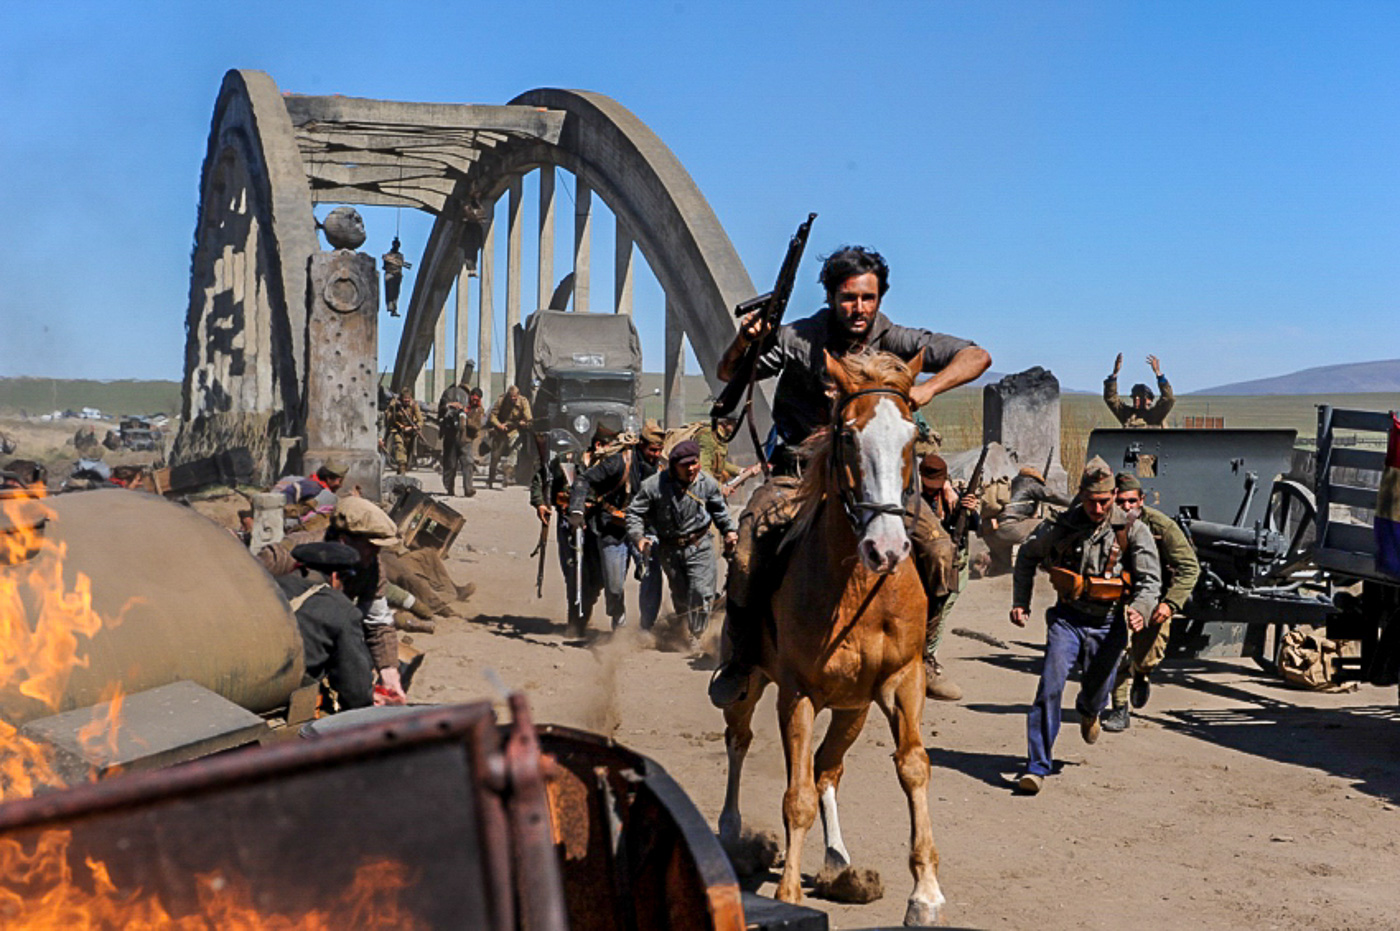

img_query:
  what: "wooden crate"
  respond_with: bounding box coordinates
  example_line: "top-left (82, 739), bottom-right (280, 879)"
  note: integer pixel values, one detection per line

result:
top-left (388, 486), bottom-right (465, 555)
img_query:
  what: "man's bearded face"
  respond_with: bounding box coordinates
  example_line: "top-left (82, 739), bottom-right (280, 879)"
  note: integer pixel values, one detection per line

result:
top-left (831, 272), bottom-right (881, 340)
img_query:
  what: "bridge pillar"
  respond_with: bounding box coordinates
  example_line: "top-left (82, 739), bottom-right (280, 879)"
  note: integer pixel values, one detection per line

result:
top-left (538, 167), bottom-right (555, 308)
top-left (573, 179), bottom-right (592, 312)
top-left (664, 297), bottom-right (685, 428)
top-left (478, 205), bottom-right (496, 407)
top-left (433, 293), bottom-right (448, 400)
top-left (615, 218), bottom-right (634, 316)
top-left (506, 177), bottom-right (523, 388)
top-left (456, 265), bottom-right (472, 386)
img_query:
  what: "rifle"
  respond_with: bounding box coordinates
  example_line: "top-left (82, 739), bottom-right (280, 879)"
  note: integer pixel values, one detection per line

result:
top-left (721, 462), bottom-right (763, 498)
top-left (530, 430), bottom-right (550, 599)
top-left (573, 525), bottom-right (585, 618)
top-left (710, 213), bottom-right (817, 472)
top-left (952, 444), bottom-right (991, 552)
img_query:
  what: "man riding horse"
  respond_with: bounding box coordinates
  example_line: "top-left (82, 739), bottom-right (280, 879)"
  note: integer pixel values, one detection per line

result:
top-left (710, 245), bottom-right (991, 708)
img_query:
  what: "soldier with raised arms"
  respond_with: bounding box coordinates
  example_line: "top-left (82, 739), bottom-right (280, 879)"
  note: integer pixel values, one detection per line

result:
top-left (708, 245), bottom-right (991, 707)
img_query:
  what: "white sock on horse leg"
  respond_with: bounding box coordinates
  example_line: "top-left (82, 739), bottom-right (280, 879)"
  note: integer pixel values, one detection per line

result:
top-left (820, 784), bottom-right (850, 870)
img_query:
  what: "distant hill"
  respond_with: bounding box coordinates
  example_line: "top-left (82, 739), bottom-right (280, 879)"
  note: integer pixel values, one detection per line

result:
top-left (1193, 359), bottom-right (1400, 396)
top-left (0, 377), bottom-right (181, 416)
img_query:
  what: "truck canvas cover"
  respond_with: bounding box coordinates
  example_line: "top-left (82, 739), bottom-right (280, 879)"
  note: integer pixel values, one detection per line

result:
top-left (518, 311), bottom-right (642, 386)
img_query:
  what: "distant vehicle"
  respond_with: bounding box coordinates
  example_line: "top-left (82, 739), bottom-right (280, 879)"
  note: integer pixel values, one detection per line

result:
top-left (514, 310), bottom-right (643, 465)
top-left (115, 415), bottom-right (163, 452)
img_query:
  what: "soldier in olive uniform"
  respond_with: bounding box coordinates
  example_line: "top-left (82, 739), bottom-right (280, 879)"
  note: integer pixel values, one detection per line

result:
top-left (917, 453), bottom-right (980, 701)
top-left (1102, 472), bottom-right (1201, 731)
top-left (1010, 457), bottom-right (1161, 795)
top-left (626, 439), bottom-right (738, 639)
top-left (438, 381), bottom-right (485, 497)
top-left (1103, 353), bottom-right (1175, 428)
top-left (486, 384), bottom-right (533, 488)
top-left (384, 387), bottom-right (423, 476)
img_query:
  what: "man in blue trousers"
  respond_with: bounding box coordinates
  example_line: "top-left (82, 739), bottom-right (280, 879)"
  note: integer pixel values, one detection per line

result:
top-left (1008, 456), bottom-right (1160, 795)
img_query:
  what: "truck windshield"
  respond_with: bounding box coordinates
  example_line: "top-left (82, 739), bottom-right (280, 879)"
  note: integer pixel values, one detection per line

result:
top-left (558, 376), bottom-right (633, 404)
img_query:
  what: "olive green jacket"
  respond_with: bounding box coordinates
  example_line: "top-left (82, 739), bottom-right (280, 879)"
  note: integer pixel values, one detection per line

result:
top-left (1136, 505), bottom-right (1201, 613)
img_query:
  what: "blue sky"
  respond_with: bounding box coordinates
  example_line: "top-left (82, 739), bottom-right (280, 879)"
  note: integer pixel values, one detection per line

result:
top-left (1, 1), bottom-right (1397, 392)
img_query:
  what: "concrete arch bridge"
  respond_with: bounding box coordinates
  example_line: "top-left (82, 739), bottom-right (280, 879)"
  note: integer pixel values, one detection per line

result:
top-left (175, 69), bottom-right (763, 492)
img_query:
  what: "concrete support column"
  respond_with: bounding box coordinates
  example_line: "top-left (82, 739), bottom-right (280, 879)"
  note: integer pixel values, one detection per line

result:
top-left (414, 365), bottom-right (426, 402)
top-left (538, 167), bottom-right (555, 308)
top-left (664, 297), bottom-right (685, 428)
top-left (433, 296), bottom-right (448, 401)
top-left (455, 263), bottom-right (472, 385)
top-left (505, 176), bottom-right (523, 389)
top-left (614, 218), bottom-right (634, 316)
top-left (573, 178), bottom-right (592, 312)
top-left (478, 203), bottom-right (496, 409)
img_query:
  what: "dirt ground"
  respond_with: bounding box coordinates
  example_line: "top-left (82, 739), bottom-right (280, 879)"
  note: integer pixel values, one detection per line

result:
top-left (402, 466), bottom-right (1398, 930)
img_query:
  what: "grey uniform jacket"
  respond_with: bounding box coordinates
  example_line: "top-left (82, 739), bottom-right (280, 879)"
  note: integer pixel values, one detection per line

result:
top-left (1012, 504), bottom-right (1161, 619)
top-left (626, 470), bottom-right (737, 546)
top-left (753, 307), bottom-right (975, 447)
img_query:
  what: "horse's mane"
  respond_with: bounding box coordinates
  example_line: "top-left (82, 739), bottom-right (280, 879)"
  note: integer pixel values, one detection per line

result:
top-left (790, 351), bottom-right (916, 520)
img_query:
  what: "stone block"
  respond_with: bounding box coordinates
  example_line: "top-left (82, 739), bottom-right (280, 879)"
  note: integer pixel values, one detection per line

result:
top-left (982, 367), bottom-right (1069, 494)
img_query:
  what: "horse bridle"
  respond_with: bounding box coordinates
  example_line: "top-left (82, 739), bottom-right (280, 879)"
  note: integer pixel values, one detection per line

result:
top-left (830, 387), bottom-right (921, 534)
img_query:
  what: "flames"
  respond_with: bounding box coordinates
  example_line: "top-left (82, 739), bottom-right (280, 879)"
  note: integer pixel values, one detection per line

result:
top-left (0, 488), bottom-right (427, 927)
top-left (0, 487), bottom-right (103, 801)
top-left (0, 829), bottom-right (425, 930)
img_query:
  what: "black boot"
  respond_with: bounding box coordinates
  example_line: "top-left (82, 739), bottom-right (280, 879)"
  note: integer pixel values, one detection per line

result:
top-left (1102, 704), bottom-right (1131, 732)
top-left (708, 603), bottom-right (756, 708)
top-left (1130, 671), bottom-right (1151, 709)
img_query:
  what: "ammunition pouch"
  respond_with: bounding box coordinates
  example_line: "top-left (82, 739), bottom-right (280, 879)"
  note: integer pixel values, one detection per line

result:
top-left (1048, 568), bottom-right (1131, 604)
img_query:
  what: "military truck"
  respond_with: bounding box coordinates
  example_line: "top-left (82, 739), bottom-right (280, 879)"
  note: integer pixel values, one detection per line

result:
top-left (514, 310), bottom-right (644, 467)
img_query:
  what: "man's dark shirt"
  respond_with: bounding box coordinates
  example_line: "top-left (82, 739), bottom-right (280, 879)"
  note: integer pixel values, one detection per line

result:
top-left (276, 573), bottom-right (373, 710)
top-left (569, 448), bottom-right (658, 538)
top-left (753, 307), bottom-right (975, 446)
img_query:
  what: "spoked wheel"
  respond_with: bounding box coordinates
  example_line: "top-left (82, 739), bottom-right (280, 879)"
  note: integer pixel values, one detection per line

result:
top-left (1266, 478), bottom-right (1318, 574)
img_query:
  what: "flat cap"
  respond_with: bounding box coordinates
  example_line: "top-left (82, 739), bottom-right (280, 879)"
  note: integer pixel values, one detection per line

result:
top-left (639, 420), bottom-right (664, 445)
top-left (1115, 472), bottom-right (1143, 492)
top-left (1079, 456), bottom-right (1115, 494)
top-left (291, 541), bottom-right (361, 572)
top-left (331, 496), bottom-right (400, 545)
top-left (670, 439), bottom-right (700, 466)
top-left (1017, 466), bottom-right (1045, 483)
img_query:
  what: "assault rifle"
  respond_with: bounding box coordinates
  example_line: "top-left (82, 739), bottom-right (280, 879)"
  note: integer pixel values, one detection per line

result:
top-left (709, 213), bottom-right (817, 434)
top-left (721, 462), bottom-right (763, 499)
top-left (530, 430), bottom-right (550, 598)
top-left (952, 444), bottom-right (991, 552)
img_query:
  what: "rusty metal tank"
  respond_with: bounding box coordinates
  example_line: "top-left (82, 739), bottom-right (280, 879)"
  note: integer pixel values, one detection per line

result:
top-left (0, 489), bottom-right (303, 723)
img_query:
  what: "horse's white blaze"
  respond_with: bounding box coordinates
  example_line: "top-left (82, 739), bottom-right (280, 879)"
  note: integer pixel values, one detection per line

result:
top-left (856, 396), bottom-right (914, 565)
top-left (819, 784), bottom-right (850, 870)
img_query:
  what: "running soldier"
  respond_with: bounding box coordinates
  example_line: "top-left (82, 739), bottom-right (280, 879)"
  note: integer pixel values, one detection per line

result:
top-left (532, 430), bottom-right (605, 634)
top-left (1009, 457), bottom-right (1161, 795)
top-left (626, 439), bottom-right (738, 639)
top-left (438, 381), bottom-right (485, 497)
top-left (917, 453), bottom-right (980, 701)
top-left (486, 384), bottom-right (533, 488)
top-left (384, 387), bottom-right (423, 476)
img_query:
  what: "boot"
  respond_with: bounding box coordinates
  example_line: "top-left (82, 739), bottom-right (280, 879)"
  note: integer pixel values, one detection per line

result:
top-left (923, 655), bottom-right (964, 702)
top-left (456, 582), bottom-right (477, 602)
top-left (1130, 671), bottom-right (1151, 709)
top-left (708, 603), bottom-right (756, 708)
top-left (398, 653), bottom-right (426, 693)
top-left (395, 612), bottom-right (436, 634)
top-left (1102, 704), bottom-right (1131, 732)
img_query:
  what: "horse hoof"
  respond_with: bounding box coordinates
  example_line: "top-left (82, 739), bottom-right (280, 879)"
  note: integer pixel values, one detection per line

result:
top-left (903, 893), bottom-right (944, 927)
top-left (717, 811), bottom-right (741, 850)
top-left (721, 826), bottom-right (781, 879)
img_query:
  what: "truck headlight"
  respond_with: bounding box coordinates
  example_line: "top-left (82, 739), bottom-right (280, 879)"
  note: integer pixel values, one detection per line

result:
top-left (623, 412), bottom-right (640, 433)
top-left (572, 414), bottom-right (590, 435)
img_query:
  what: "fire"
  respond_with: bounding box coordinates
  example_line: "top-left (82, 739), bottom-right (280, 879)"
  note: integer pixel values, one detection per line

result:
top-left (0, 829), bottom-right (426, 929)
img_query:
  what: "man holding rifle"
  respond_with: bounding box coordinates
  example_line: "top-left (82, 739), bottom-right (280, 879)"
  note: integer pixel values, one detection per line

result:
top-left (384, 386), bottom-right (423, 476)
top-left (531, 430), bottom-right (604, 635)
top-left (708, 243), bottom-right (991, 708)
top-left (917, 453), bottom-right (982, 701)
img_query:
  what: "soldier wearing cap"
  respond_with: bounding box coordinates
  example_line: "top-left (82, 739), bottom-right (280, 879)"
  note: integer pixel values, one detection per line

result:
top-left (567, 420), bottom-right (665, 629)
top-left (626, 439), bottom-right (738, 640)
top-left (1104, 353), bottom-right (1175, 428)
top-left (384, 387), bottom-right (423, 476)
top-left (1009, 456), bottom-right (1161, 795)
top-left (917, 453), bottom-right (980, 701)
top-left (1103, 472), bottom-right (1201, 732)
top-left (326, 496), bottom-right (407, 702)
top-left (531, 427), bottom-right (608, 634)
top-left (274, 460), bottom-right (347, 532)
top-left (486, 384), bottom-right (534, 489)
top-left (439, 379), bottom-right (484, 497)
top-left (980, 465), bottom-right (1073, 576)
top-left (277, 541), bottom-right (376, 710)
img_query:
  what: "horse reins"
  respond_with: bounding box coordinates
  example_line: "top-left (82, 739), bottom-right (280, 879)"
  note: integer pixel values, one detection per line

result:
top-left (830, 387), bottom-right (921, 534)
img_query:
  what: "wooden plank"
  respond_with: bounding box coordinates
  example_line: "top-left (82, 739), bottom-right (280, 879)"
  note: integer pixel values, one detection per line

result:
top-left (309, 185), bottom-right (444, 212)
top-left (1326, 483), bottom-right (1379, 509)
top-left (1328, 408), bottom-right (1396, 433)
top-left (1323, 521), bottom-right (1376, 554)
top-left (1328, 447), bottom-right (1386, 473)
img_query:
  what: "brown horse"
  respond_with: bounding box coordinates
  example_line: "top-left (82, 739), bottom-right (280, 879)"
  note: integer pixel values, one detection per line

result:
top-left (719, 350), bottom-right (943, 926)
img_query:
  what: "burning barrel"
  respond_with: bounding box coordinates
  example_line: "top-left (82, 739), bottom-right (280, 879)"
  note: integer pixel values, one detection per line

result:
top-left (0, 488), bottom-right (303, 726)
